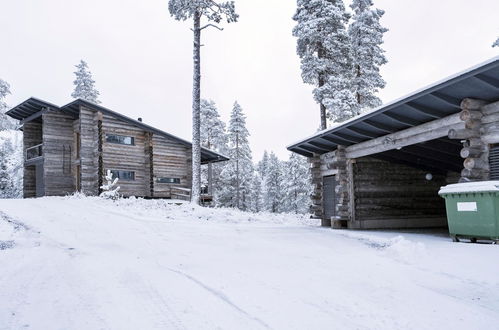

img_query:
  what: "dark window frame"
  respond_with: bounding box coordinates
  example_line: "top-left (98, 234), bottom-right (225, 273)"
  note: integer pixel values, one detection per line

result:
top-left (110, 170), bottom-right (135, 181)
top-left (156, 177), bottom-right (181, 184)
top-left (106, 134), bottom-right (135, 146)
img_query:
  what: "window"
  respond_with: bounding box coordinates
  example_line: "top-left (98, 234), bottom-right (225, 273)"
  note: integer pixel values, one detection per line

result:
top-left (106, 134), bottom-right (135, 145)
top-left (110, 170), bottom-right (135, 181)
top-left (156, 177), bottom-right (181, 184)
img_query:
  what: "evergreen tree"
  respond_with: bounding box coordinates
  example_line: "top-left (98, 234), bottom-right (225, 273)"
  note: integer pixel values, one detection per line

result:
top-left (293, 0), bottom-right (354, 127)
top-left (0, 79), bottom-right (15, 131)
top-left (349, 0), bottom-right (388, 114)
top-left (0, 132), bottom-right (23, 198)
top-left (200, 99), bottom-right (228, 203)
top-left (168, 0), bottom-right (238, 205)
top-left (71, 60), bottom-right (101, 104)
top-left (257, 150), bottom-right (270, 178)
top-left (493, 37), bottom-right (499, 48)
top-left (219, 101), bottom-right (253, 210)
top-left (265, 152), bottom-right (285, 213)
top-left (283, 153), bottom-right (311, 214)
top-left (249, 172), bottom-right (264, 213)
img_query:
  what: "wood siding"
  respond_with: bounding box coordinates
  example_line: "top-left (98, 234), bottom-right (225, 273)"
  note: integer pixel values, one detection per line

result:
top-left (42, 111), bottom-right (75, 196)
top-left (351, 157), bottom-right (449, 229)
top-left (23, 122), bottom-right (42, 198)
top-left (152, 135), bottom-right (192, 198)
top-left (101, 113), bottom-right (148, 197)
top-left (80, 106), bottom-right (99, 195)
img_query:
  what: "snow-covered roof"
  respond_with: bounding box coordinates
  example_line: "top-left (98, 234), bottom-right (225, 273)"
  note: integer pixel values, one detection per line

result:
top-left (6, 97), bottom-right (228, 164)
top-left (288, 56), bottom-right (499, 158)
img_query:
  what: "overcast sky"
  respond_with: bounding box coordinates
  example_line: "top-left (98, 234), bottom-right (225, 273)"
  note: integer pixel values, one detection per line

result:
top-left (1, 0), bottom-right (498, 160)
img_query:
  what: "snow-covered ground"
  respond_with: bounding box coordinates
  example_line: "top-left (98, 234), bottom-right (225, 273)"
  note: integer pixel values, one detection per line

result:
top-left (1, 197), bottom-right (498, 330)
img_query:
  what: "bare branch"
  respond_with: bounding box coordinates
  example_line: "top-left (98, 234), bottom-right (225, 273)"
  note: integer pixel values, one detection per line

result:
top-left (200, 24), bottom-right (224, 31)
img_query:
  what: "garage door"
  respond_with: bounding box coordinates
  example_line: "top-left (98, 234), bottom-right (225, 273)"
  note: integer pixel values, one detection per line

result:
top-left (323, 175), bottom-right (336, 221)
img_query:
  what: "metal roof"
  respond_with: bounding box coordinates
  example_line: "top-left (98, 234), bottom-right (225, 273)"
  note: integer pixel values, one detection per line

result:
top-left (7, 98), bottom-right (228, 164)
top-left (288, 56), bottom-right (499, 158)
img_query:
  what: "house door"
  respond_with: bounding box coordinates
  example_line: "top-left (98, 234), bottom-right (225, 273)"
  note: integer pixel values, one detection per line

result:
top-left (35, 163), bottom-right (44, 197)
top-left (323, 175), bottom-right (336, 226)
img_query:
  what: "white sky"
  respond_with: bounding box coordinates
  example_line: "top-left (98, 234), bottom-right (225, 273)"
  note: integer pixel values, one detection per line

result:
top-left (1, 0), bottom-right (498, 160)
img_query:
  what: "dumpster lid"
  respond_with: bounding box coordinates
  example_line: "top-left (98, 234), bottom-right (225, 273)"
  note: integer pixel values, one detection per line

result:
top-left (439, 181), bottom-right (499, 195)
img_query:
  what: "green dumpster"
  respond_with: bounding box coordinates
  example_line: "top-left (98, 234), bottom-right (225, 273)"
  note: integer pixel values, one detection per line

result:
top-left (438, 181), bottom-right (499, 243)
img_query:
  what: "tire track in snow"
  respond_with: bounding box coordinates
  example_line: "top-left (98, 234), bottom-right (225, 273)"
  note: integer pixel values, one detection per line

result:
top-left (164, 267), bottom-right (271, 329)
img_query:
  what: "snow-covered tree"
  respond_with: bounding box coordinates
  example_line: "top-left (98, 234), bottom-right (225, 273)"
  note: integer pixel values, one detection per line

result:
top-left (100, 170), bottom-right (120, 200)
top-left (71, 60), bottom-right (101, 104)
top-left (218, 101), bottom-right (253, 210)
top-left (200, 99), bottom-right (228, 203)
top-left (257, 150), bottom-right (270, 178)
top-left (349, 0), bottom-right (388, 114)
top-left (249, 172), bottom-right (264, 213)
top-left (265, 152), bottom-right (285, 213)
top-left (493, 37), bottom-right (499, 48)
top-left (0, 131), bottom-right (23, 199)
top-left (282, 153), bottom-right (311, 214)
top-left (0, 79), bottom-right (15, 131)
top-left (168, 0), bottom-right (238, 205)
top-left (293, 0), bottom-right (355, 127)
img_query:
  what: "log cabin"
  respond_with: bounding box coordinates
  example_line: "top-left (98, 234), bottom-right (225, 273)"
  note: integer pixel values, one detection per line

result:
top-left (6, 98), bottom-right (228, 199)
top-left (288, 56), bottom-right (499, 229)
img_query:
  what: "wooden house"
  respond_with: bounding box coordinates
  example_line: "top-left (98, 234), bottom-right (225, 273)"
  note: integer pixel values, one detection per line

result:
top-left (288, 56), bottom-right (499, 229)
top-left (6, 98), bottom-right (228, 199)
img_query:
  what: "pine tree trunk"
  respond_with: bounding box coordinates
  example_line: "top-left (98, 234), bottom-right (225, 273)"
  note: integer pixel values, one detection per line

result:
top-left (236, 132), bottom-right (240, 209)
top-left (191, 11), bottom-right (202, 205)
top-left (318, 45), bottom-right (327, 130)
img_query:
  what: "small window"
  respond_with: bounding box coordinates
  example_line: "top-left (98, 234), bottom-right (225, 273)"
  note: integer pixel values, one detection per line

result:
top-left (106, 134), bottom-right (135, 145)
top-left (110, 170), bottom-right (135, 181)
top-left (157, 177), bottom-right (181, 184)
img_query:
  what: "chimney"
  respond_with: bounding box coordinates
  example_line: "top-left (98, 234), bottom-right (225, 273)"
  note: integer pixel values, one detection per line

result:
top-left (138, 117), bottom-right (142, 122)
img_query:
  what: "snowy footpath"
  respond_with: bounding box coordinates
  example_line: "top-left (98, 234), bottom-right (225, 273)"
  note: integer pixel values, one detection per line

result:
top-left (1, 197), bottom-right (498, 330)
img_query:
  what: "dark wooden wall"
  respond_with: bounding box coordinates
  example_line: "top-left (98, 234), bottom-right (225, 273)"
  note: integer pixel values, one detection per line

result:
top-left (350, 157), bottom-right (450, 229)
top-left (152, 135), bottom-right (192, 198)
top-left (80, 107), bottom-right (99, 195)
top-left (42, 111), bottom-right (75, 196)
top-left (101, 113), bottom-right (149, 197)
top-left (23, 122), bottom-right (42, 198)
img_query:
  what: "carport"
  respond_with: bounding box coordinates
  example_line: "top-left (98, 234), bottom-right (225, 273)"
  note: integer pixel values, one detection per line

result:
top-left (288, 56), bottom-right (499, 229)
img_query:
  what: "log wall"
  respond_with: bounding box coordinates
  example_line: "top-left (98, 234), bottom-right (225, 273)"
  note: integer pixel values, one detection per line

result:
top-left (23, 121), bottom-right (42, 198)
top-left (350, 157), bottom-right (449, 229)
top-left (42, 111), bottom-right (75, 196)
top-left (448, 99), bottom-right (499, 181)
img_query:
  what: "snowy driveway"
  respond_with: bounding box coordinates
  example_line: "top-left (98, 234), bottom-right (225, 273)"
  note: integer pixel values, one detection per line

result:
top-left (1, 197), bottom-right (498, 330)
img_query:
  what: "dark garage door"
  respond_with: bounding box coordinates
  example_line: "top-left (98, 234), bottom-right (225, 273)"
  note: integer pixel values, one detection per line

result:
top-left (323, 175), bottom-right (336, 223)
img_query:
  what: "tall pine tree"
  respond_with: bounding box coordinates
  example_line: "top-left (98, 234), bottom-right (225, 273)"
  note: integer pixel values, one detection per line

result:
top-left (293, 0), bottom-right (355, 127)
top-left (200, 99), bottom-right (228, 203)
top-left (71, 60), bottom-right (101, 104)
top-left (349, 0), bottom-right (388, 114)
top-left (265, 152), bottom-right (285, 213)
top-left (283, 153), bottom-right (311, 214)
top-left (249, 172), bottom-right (264, 213)
top-left (0, 79), bottom-right (15, 131)
top-left (168, 0), bottom-right (238, 205)
top-left (219, 101), bottom-right (253, 210)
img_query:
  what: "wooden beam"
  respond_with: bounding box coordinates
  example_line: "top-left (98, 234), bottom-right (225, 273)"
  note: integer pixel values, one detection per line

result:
top-left (322, 135), bottom-right (353, 145)
top-left (308, 141), bottom-right (334, 151)
top-left (344, 126), bottom-right (381, 138)
top-left (345, 113), bottom-right (464, 159)
top-left (474, 74), bottom-right (499, 89)
top-left (382, 112), bottom-right (421, 126)
top-left (331, 132), bottom-right (363, 143)
top-left (405, 102), bottom-right (446, 119)
top-left (430, 92), bottom-right (462, 108)
top-left (299, 144), bottom-right (325, 154)
top-left (362, 120), bottom-right (395, 133)
top-left (396, 145), bottom-right (462, 166)
top-left (20, 107), bottom-right (51, 124)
